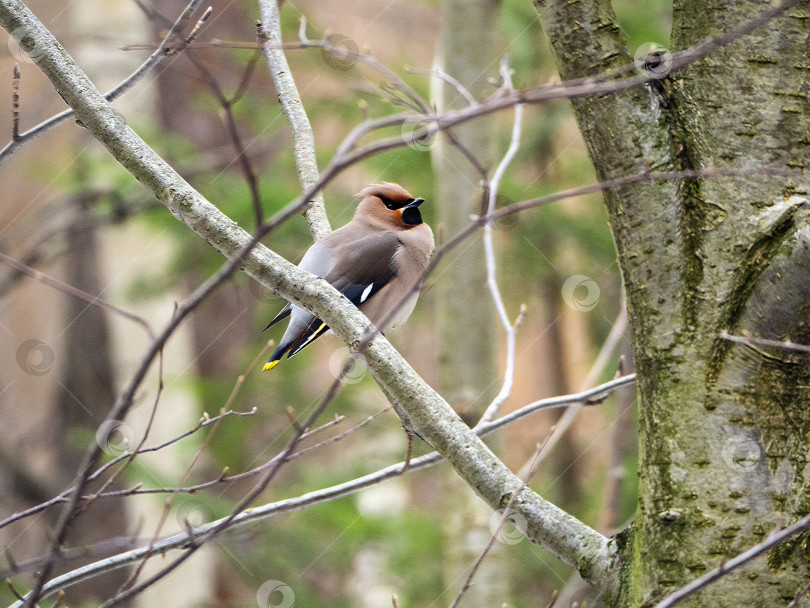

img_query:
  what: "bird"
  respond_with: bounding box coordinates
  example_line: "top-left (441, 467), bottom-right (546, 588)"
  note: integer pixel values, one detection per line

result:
top-left (262, 183), bottom-right (435, 371)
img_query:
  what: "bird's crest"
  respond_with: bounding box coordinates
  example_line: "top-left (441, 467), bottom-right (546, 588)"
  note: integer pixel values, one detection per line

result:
top-left (357, 183), bottom-right (415, 208)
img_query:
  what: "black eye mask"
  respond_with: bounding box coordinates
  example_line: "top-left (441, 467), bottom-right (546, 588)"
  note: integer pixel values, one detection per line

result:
top-left (378, 195), bottom-right (425, 225)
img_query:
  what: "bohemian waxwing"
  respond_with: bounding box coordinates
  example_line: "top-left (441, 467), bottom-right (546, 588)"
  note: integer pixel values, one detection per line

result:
top-left (263, 183), bottom-right (435, 371)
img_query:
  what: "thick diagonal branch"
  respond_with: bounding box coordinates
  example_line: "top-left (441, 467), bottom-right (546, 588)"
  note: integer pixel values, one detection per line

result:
top-left (0, 0), bottom-right (615, 598)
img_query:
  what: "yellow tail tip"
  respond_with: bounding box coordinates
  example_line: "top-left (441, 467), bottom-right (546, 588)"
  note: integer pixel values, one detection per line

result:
top-left (263, 360), bottom-right (280, 372)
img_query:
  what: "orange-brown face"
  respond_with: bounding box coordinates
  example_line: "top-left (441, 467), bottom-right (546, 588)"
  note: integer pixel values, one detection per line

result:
top-left (358, 183), bottom-right (426, 228)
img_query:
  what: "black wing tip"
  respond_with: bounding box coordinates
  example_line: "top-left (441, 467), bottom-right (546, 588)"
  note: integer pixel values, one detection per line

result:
top-left (263, 321), bottom-right (330, 371)
top-left (262, 306), bottom-right (292, 333)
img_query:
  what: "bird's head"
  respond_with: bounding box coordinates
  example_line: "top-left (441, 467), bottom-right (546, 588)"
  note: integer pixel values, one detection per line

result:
top-left (356, 183), bottom-right (426, 228)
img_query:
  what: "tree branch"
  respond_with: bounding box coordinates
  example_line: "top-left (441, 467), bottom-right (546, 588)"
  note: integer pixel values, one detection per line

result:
top-left (257, 0), bottom-right (330, 239)
top-left (479, 59), bottom-right (525, 424)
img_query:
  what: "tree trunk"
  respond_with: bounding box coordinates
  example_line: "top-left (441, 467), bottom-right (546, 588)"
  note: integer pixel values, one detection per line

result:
top-left (535, 0), bottom-right (810, 606)
top-left (432, 0), bottom-right (506, 604)
top-left (55, 194), bottom-right (131, 605)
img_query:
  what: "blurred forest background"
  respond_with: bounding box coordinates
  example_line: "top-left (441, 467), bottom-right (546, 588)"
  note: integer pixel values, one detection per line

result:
top-left (0, 0), bottom-right (669, 605)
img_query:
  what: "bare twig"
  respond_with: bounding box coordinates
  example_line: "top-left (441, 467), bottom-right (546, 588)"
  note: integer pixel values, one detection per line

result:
top-left (117, 332), bottom-right (270, 592)
top-left (477, 374), bottom-right (636, 436)
top-left (5, 375), bottom-right (634, 526)
top-left (597, 351), bottom-right (635, 534)
top-left (714, 330), bottom-right (810, 354)
top-left (450, 438), bottom-right (546, 608)
top-left (479, 58), bottom-right (525, 424)
top-left (654, 513), bottom-right (810, 608)
top-left (192, 47), bottom-right (265, 226)
top-left (516, 294), bottom-right (628, 477)
top-left (408, 66), bottom-right (477, 107)
top-left (787, 580), bottom-right (810, 608)
top-left (296, 17), bottom-right (431, 114)
top-left (0, 250), bottom-right (154, 338)
top-left (0, 408), bottom-right (256, 530)
top-left (97, 358), bottom-right (355, 607)
top-left (133, 3), bottom-right (266, 227)
top-left (1, 536), bottom-right (141, 578)
top-left (0, 0), bottom-right (799, 600)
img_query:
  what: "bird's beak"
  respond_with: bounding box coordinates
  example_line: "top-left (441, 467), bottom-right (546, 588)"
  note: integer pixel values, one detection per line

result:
top-left (405, 198), bottom-right (425, 208)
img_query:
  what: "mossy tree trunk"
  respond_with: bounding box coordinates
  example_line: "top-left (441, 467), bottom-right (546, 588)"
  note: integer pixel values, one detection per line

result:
top-left (535, 0), bottom-right (810, 606)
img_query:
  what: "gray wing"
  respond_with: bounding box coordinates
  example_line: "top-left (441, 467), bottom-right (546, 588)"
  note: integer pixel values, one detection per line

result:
top-left (265, 230), bottom-right (402, 363)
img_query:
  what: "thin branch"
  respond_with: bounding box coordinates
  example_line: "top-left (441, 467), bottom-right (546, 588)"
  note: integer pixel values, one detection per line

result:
top-left (296, 17), bottom-right (431, 114)
top-left (0, 408), bottom-right (257, 530)
top-left (714, 330), bottom-right (810, 354)
top-left (1, 536), bottom-right (141, 578)
top-left (97, 357), bottom-right (355, 608)
top-left (258, 2), bottom-right (330, 239)
top-left (450, 437), bottom-right (546, 608)
top-left (520, 299), bottom-right (628, 473)
top-left (654, 513), bottom-right (810, 608)
top-left (477, 374), bottom-right (636, 436)
top-left (479, 59), bottom-right (525, 424)
top-left (118, 344), bottom-right (251, 593)
top-left (132, 3), bottom-right (266, 227)
top-left (0, 0), bottom-right (797, 599)
top-left (597, 353), bottom-right (635, 534)
top-left (0, 250), bottom-right (154, 338)
top-left (787, 580), bottom-right (810, 608)
top-left (5, 375), bottom-right (633, 525)
top-left (325, 0), bottom-right (806, 167)
top-left (191, 47), bottom-right (265, 227)
top-left (408, 66), bottom-right (477, 107)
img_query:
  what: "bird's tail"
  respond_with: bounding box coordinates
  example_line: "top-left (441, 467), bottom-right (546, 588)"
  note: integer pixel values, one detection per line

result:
top-left (263, 342), bottom-right (289, 371)
top-left (262, 320), bottom-right (329, 371)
